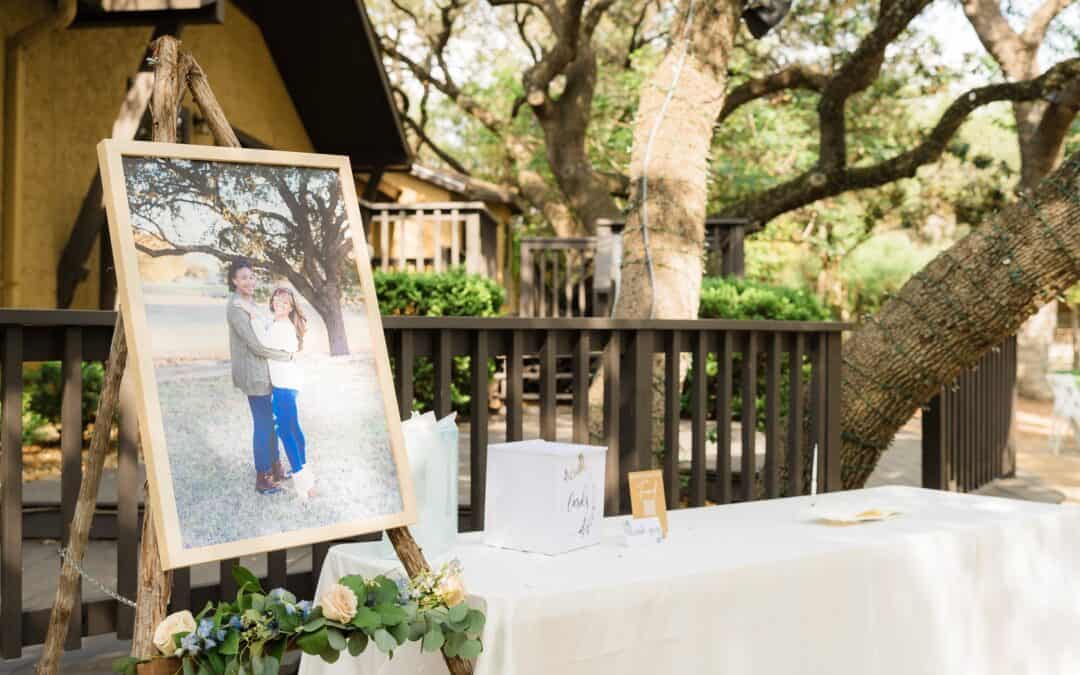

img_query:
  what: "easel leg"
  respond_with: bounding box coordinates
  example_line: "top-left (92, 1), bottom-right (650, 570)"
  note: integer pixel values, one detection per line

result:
top-left (34, 317), bottom-right (128, 674)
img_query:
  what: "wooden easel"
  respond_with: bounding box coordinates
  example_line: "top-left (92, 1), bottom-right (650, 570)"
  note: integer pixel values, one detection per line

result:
top-left (37, 36), bottom-right (471, 675)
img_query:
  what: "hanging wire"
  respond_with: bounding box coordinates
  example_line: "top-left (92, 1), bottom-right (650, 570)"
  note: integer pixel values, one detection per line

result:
top-left (634, 0), bottom-right (699, 320)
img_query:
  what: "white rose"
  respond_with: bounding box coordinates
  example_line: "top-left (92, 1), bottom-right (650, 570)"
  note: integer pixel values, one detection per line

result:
top-left (153, 610), bottom-right (196, 656)
top-left (438, 573), bottom-right (466, 607)
top-left (319, 583), bottom-right (358, 624)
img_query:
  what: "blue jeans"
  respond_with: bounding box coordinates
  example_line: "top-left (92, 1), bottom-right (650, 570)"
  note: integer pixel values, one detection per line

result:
top-left (272, 387), bottom-right (306, 473)
top-left (247, 395), bottom-right (278, 473)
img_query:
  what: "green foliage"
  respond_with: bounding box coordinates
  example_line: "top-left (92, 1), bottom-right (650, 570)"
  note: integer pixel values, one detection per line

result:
top-left (840, 231), bottom-right (942, 317)
top-left (371, 269), bottom-right (504, 415)
top-left (698, 276), bottom-right (830, 321)
top-left (23, 361), bottom-right (105, 429)
top-left (371, 268), bottom-right (505, 318)
top-left (0, 362), bottom-right (106, 446)
top-left (683, 277), bottom-right (828, 429)
top-left (117, 564), bottom-right (484, 675)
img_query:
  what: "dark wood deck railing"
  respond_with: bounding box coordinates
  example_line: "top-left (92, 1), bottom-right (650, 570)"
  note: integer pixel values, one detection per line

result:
top-left (1, 310), bottom-right (846, 656)
top-left (922, 336), bottom-right (1017, 492)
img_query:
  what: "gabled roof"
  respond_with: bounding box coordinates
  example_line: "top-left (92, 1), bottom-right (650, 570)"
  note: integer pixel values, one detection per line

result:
top-left (410, 165), bottom-right (521, 212)
top-left (233, 0), bottom-right (411, 171)
top-left (73, 0), bottom-right (412, 171)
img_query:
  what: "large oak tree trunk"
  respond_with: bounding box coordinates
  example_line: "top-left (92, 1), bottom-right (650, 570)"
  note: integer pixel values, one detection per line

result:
top-left (614, 0), bottom-right (739, 320)
top-left (841, 153), bottom-right (1080, 488)
top-left (587, 0), bottom-right (741, 446)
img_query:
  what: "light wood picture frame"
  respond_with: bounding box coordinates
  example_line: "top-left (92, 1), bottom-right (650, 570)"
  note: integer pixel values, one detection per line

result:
top-left (97, 139), bottom-right (417, 569)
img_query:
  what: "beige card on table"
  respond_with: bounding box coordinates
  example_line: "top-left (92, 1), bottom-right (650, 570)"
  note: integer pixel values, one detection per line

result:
top-left (628, 469), bottom-right (668, 537)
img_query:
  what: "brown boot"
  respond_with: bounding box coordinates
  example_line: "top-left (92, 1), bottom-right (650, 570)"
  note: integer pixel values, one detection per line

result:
top-left (256, 471), bottom-right (281, 495)
top-left (271, 459), bottom-right (291, 483)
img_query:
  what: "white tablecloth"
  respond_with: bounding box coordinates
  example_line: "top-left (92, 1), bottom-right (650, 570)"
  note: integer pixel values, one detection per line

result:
top-left (299, 486), bottom-right (1080, 675)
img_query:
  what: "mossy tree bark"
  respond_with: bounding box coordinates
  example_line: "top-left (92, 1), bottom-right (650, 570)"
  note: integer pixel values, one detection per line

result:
top-left (840, 154), bottom-right (1080, 487)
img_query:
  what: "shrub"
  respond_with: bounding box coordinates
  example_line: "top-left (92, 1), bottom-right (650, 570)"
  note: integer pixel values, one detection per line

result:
top-left (687, 277), bottom-right (830, 428)
top-left (373, 268), bottom-right (506, 414)
top-left (372, 268), bottom-right (504, 317)
top-left (699, 276), bottom-right (830, 321)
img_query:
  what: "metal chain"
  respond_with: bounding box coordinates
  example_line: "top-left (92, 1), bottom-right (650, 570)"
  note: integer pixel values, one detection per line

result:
top-left (58, 546), bottom-right (138, 609)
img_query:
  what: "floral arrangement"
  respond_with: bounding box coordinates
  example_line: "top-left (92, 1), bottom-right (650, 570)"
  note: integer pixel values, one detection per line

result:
top-left (113, 562), bottom-right (484, 675)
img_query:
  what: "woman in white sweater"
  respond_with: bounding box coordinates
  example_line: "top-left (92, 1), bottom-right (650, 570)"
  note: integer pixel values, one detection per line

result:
top-left (242, 286), bottom-right (315, 500)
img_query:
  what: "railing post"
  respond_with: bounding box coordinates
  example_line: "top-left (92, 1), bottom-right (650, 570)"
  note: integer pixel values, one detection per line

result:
top-left (465, 212), bottom-right (482, 275)
top-left (619, 329), bottom-right (653, 510)
top-left (823, 332), bottom-right (842, 492)
top-left (2, 326), bottom-right (24, 658)
top-left (922, 391), bottom-right (948, 490)
top-left (520, 243), bottom-right (534, 317)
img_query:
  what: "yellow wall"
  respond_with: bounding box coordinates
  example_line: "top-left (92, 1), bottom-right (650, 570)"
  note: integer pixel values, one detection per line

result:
top-left (0, 0), bottom-right (311, 309)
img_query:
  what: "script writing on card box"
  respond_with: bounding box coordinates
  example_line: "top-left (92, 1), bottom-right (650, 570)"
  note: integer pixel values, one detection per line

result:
top-left (628, 469), bottom-right (668, 537)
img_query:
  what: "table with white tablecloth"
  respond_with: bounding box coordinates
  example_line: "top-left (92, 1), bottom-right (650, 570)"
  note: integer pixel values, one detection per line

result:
top-left (299, 485), bottom-right (1080, 675)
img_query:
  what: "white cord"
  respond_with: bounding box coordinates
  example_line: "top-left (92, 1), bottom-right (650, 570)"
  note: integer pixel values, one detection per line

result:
top-left (635, 0), bottom-right (699, 320)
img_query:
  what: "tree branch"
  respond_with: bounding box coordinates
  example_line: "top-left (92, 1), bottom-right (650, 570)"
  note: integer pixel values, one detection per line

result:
top-left (1022, 0), bottom-right (1072, 49)
top-left (717, 58), bottom-right (1080, 224)
top-left (718, 63), bottom-right (828, 122)
top-left (817, 0), bottom-right (933, 171)
top-left (961, 0), bottom-right (1031, 77)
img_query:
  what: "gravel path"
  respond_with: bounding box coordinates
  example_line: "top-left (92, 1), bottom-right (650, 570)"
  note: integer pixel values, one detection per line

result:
top-left (154, 352), bottom-right (404, 550)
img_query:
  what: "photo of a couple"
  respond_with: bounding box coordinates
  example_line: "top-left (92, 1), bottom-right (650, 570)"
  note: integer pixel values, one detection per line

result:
top-left (226, 259), bottom-right (315, 500)
top-left (100, 144), bottom-right (415, 566)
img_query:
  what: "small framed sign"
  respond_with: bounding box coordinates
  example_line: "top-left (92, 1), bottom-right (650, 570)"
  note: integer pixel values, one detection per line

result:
top-left (628, 469), bottom-right (668, 537)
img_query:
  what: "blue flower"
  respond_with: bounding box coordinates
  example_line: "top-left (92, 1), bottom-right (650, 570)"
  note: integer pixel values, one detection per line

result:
top-left (215, 629), bottom-right (227, 643)
top-left (268, 588), bottom-right (288, 601)
top-left (180, 632), bottom-right (201, 655)
top-left (284, 603), bottom-right (297, 616)
top-left (296, 600), bottom-right (313, 619)
top-left (196, 619), bottom-right (214, 639)
top-left (203, 638), bottom-right (217, 650)
top-left (228, 616), bottom-right (243, 630)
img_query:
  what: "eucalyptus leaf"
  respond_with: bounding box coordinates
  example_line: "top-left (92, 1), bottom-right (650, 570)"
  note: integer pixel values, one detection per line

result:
top-left (339, 575), bottom-right (369, 603)
top-left (197, 663), bottom-right (212, 675)
top-left (426, 607), bottom-right (449, 623)
top-left (375, 604), bottom-right (407, 626)
top-left (351, 606), bottom-right (381, 629)
top-left (347, 631), bottom-right (369, 656)
top-left (388, 620), bottom-right (409, 645)
top-left (448, 603), bottom-right (469, 624)
top-left (422, 626), bottom-right (445, 653)
top-left (183, 658), bottom-right (196, 675)
top-left (373, 577), bottom-right (400, 605)
top-left (296, 627), bottom-right (330, 655)
top-left (207, 651), bottom-right (225, 674)
top-left (326, 627), bottom-right (347, 651)
top-left (443, 631), bottom-right (466, 658)
top-left (219, 630), bottom-right (240, 655)
top-left (301, 616), bottom-right (327, 633)
top-left (460, 639), bottom-right (483, 660)
top-left (111, 656), bottom-right (141, 675)
top-left (407, 619), bottom-right (427, 641)
top-left (466, 609), bottom-right (486, 636)
top-left (232, 565), bottom-right (263, 594)
top-left (250, 594), bottom-right (266, 613)
top-left (320, 648), bottom-right (341, 664)
top-left (372, 628), bottom-right (398, 655)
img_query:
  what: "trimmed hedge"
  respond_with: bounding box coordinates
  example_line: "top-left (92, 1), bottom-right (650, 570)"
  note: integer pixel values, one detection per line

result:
top-left (688, 277), bottom-right (832, 429)
top-left (373, 268), bottom-right (505, 414)
top-left (699, 276), bottom-right (830, 321)
top-left (372, 268), bottom-right (504, 317)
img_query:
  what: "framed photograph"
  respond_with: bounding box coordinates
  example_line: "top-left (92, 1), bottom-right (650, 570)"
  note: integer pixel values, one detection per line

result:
top-left (97, 139), bottom-right (416, 569)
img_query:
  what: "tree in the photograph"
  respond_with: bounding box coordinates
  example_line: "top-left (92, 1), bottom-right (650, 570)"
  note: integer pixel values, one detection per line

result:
top-left (123, 157), bottom-right (355, 355)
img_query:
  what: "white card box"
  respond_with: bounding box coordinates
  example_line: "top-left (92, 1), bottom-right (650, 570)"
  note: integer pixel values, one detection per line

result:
top-left (483, 440), bottom-right (607, 555)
